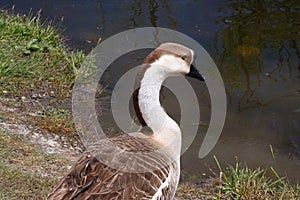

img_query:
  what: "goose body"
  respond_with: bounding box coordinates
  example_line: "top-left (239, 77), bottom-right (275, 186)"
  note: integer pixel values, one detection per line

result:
top-left (47, 43), bottom-right (204, 200)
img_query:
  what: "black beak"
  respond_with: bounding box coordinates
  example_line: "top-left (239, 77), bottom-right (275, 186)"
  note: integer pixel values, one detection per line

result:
top-left (187, 65), bottom-right (205, 81)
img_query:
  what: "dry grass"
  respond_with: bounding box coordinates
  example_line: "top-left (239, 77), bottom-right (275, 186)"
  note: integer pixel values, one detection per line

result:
top-left (0, 130), bottom-right (71, 200)
top-left (31, 107), bottom-right (76, 136)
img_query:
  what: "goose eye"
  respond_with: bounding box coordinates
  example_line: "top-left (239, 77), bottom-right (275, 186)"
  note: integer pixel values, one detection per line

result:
top-left (181, 55), bottom-right (188, 60)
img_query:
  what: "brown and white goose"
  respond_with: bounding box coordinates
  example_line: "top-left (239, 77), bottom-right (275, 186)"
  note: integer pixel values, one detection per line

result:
top-left (47, 43), bottom-right (204, 200)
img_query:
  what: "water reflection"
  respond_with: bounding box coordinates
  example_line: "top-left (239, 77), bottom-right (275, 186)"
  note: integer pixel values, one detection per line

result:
top-left (216, 0), bottom-right (299, 111)
top-left (208, 0), bottom-right (300, 182)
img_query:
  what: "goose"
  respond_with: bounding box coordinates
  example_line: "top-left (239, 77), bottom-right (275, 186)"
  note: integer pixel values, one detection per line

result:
top-left (47, 42), bottom-right (204, 200)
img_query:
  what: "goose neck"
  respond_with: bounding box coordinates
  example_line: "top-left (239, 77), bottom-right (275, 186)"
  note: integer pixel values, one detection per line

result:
top-left (138, 65), bottom-right (181, 138)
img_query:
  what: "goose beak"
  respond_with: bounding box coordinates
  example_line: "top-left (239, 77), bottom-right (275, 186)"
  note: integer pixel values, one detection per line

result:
top-left (187, 65), bottom-right (205, 81)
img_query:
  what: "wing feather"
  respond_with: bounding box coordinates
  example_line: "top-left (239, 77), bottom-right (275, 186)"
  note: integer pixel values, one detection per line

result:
top-left (47, 134), bottom-right (179, 200)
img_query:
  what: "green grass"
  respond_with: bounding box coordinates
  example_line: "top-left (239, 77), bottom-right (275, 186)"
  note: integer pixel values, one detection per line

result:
top-left (0, 8), bottom-right (84, 137)
top-left (177, 157), bottom-right (300, 200)
top-left (213, 156), bottom-right (300, 200)
top-left (0, 8), bottom-right (84, 99)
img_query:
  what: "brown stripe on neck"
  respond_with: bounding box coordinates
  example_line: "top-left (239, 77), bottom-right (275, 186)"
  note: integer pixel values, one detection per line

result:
top-left (133, 91), bottom-right (146, 126)
top-left (133, 64), bottom-right (149, 127)
top-left (133, 49), bottom-right (170, 129)
top-left (133, 49), bottom-right (164, 127)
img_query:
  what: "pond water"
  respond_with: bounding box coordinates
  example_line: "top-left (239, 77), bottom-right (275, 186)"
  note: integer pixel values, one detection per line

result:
top-left (2, 1), bottom-right (299, 183)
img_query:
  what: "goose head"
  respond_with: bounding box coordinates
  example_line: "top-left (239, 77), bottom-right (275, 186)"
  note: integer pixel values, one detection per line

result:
top-left (143, 42), bottom-right (205, 81)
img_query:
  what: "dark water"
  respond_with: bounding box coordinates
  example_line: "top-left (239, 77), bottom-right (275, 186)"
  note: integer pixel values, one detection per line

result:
top-left (2, 1), bottom-right (299, 182)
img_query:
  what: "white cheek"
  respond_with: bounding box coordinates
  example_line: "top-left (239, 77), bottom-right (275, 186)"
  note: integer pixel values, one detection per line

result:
top-left (171, 60), bottom-right (189, 74)
top-left (157, 55), bottom-right (189, 74)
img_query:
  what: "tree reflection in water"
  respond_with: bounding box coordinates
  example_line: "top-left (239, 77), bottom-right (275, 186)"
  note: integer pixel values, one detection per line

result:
top-left (212, 0), bottom-right (300, 176)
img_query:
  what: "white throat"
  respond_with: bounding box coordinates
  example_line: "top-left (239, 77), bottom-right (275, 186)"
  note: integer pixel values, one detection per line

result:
top-left (138, 62), bottom-right (181, 157)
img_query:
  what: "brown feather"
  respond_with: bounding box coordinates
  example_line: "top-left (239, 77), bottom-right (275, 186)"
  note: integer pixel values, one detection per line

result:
top-left (47, 134), bottom-right (178, 200)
